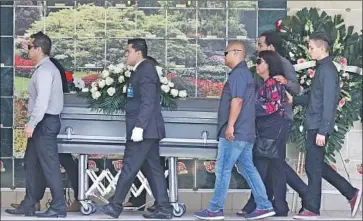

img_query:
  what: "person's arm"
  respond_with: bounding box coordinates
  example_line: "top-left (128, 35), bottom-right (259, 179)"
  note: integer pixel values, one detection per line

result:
top-left (27, 67), bottom-right (53, 128)
top-left (318, 68), bottom-right (339, 136)
top-left (228, 73), bottom-right (247, 126)
top-left (293, 94), bottom-right (310, 107)
top-left (283, 60), bottom-right (301, 95)
top-left (135, 64), bottom-right (158, 129)
top-left (224, 72), bottom-right (247, 141)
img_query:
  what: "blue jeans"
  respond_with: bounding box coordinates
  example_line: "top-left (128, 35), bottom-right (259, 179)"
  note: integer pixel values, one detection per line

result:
top-left (208, 138), bottom-right (273, 212)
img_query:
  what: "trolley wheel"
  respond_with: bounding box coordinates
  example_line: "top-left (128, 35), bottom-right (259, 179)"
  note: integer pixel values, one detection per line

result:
top-left (80, 202), bottom-right (95, 215)
top-left (173, 203), bottom-right (186, 217)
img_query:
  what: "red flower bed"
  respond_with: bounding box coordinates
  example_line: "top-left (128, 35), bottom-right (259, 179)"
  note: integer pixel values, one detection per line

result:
top-left (81, 73), bottom-right (101, 86)
top-left (15, 56), bottom-right (33, 70)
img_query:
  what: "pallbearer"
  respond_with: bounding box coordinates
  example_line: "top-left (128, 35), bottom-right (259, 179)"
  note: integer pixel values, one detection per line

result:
top-left (99, 38), bottom-right (173, 219)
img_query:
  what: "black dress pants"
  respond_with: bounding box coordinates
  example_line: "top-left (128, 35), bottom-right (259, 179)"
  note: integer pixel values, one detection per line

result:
top-left (21, 154), bottom-right (79, 203)
top-left (128, 157), bottom-right (168, 207)
top-left (21, 114), bottom-right (66, 212)
top-left (111, 139), bottom-right (172, 213)
top-left (243, 119), bottom-right (291, 215)
top-left (303, 129), bottom-right (357, 214)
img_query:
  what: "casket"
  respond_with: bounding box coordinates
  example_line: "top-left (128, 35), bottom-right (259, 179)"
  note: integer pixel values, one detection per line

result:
top-left (57, 94), bottom-right (219, 158)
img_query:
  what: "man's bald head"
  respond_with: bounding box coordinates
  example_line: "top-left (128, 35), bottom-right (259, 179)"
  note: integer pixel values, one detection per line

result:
top-left (225, 41), bottom-right (247, 68)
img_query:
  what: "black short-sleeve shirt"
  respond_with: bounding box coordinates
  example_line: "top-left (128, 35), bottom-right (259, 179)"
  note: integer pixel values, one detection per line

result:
top-left (217, 61), bottom-right (256, 143)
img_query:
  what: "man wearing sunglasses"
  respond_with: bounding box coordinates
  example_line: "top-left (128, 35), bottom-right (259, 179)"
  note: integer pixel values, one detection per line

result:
top-left (194, 41), bottom-right (275, 220)
top-left (5, 31), bottom-right (67, 218)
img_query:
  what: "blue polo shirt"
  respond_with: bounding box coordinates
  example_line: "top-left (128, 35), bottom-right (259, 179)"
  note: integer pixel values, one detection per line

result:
top-left (217, 61), bottom-right (256, 143)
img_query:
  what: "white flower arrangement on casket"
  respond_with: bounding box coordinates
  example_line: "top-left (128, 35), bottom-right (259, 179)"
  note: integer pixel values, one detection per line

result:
top-left (78, 63), bottom-right (187, 114)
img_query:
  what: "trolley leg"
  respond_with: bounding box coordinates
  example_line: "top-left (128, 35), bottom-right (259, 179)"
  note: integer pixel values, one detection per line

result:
top-left (168, 157), bottom-right (186, 217)
top-left (168, 157), bottom-right (178, 203)
top-left (78, 154), bottom-right (87, 201)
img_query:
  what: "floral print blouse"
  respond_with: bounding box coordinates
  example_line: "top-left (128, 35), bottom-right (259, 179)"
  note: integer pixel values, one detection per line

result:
top-left (255, 77), bottom-right (287, 117)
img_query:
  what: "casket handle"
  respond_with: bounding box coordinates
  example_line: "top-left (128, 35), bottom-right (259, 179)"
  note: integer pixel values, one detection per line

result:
top-left (65, 126), bottom-right (73, 140)
top-left (201, 130), bottom-right (209, 144)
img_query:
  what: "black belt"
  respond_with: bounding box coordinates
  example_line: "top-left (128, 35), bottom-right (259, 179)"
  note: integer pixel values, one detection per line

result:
top-left (44, 113), bottom-right (60, 117)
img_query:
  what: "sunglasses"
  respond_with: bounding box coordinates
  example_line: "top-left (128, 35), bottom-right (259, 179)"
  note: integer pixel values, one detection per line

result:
top-left (28, 45), bottom-right (37, 50)
top-left (256, 58), bottom-right (264, 65)
top-left (224, 49), bottom-right (243, 56)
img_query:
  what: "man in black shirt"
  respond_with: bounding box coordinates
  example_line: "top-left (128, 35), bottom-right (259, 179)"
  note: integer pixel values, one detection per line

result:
top-left (294, 32), bottom-right (362, 219)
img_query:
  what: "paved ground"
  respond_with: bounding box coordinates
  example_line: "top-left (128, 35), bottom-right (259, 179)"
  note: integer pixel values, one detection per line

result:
top-left (1, 208), bottom-right (362, 220)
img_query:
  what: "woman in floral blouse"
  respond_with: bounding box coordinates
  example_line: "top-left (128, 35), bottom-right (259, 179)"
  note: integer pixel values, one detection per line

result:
top-left (244, 50), bottom-right (293, 216)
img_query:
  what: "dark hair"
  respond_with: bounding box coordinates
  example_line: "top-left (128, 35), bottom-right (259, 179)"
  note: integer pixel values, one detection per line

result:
top-left (30, 31), bottom-right (52, 56)
top-left (309, 32), bottom-right (331, 51)
top-left (259, 31), bottom-right (285, 56)
top-left (145, 56), bottom-right (159, 66)
top-left (127, 38), bottom-right (147, 58)
top-left (258, 50), bottom-right (284, 77)
top-left (50, 57), bottom-right (69, 93)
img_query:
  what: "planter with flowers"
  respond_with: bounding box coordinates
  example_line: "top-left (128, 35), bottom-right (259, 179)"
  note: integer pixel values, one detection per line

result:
top-left (276, 7), bottom-right (362, 163)
top-left (77, 63), bottom-right (187, 114)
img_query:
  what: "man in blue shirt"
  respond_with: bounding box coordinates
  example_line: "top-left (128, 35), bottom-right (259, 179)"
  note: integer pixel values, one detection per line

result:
top-left (194, 41), bottom-right (275, 220)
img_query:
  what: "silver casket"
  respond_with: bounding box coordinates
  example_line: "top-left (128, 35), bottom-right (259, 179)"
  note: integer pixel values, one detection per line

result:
top-left (57, 94), bottom-right (219, 216)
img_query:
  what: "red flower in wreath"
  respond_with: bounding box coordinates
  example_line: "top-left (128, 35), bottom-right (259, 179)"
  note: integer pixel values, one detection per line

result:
top-left (275, 19), bottom-right (282, 32)
top-left (65, 71), bottom-right (73, 83)
top-left (357, 164), bottom-right (362, 175)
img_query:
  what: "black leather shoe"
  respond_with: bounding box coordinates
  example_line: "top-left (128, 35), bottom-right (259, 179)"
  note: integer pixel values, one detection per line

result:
top-left (36, 208), bottom-right (67, 218)
top-left (98, 203), bottom-right (123, 219)
top-left (143, 210), bottom-right (173, 219)
top-left (11, 202), bottom-right (41, 211)
top-left (146, 204), bottom-right (156, 213)
top-left (5, 208), bottom-right (35, 216)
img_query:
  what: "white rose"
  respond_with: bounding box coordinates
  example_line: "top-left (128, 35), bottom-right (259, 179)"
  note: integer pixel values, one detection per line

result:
top-left (118, 75), bottom-right (125, 83)
top-left (73, 78), bottom-right (85, 89)
top-left (105, 77), bottom-right (114, 86)
top-left (178, 90), bottom-right (187, 98)
top-left (334, 125), bottom-right (339, 132)
top-left (168, 81), bottom-right (174, 88)
top-left (306, 79), bottom-right (311, 86)
top-left (116, 63), bottom-right (125, 70)
top-left (289, 52), bottom-right (295, 58)
top-left (160, 77), bottom-right (168, 85)
top-left (299, 125), bottom-right (304, 132)
top-left (108, 64), bottom-right (115, 72)
top-left (300, 79), bottom-right (305, 84)
top-left (98, 79), bottom-right (106, 88)
top-left (101, 70), bottom-right (110, 78)
top-left (170, 89), bottom-right (179, 97)
top-left (161, 84), bottom-right (170, 93)
top-left (81, 88), bottom-right (89, 92)
top-left (92, 91), bottom-right (101, 100)
top-left (124, 70), bottom-right (131, 78)
top-left (90, 87), bottom-right (98, 93)
top-left (91, 82), bottom-right (97, 88)
top-left (122, 85), bottom-right (127, 93)
top-left (114, 67), bottom-right (122, 74)
top-left (155, 66), bottom-right (163, 77)
top-left (107, 87), bottom-right (116, 96)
